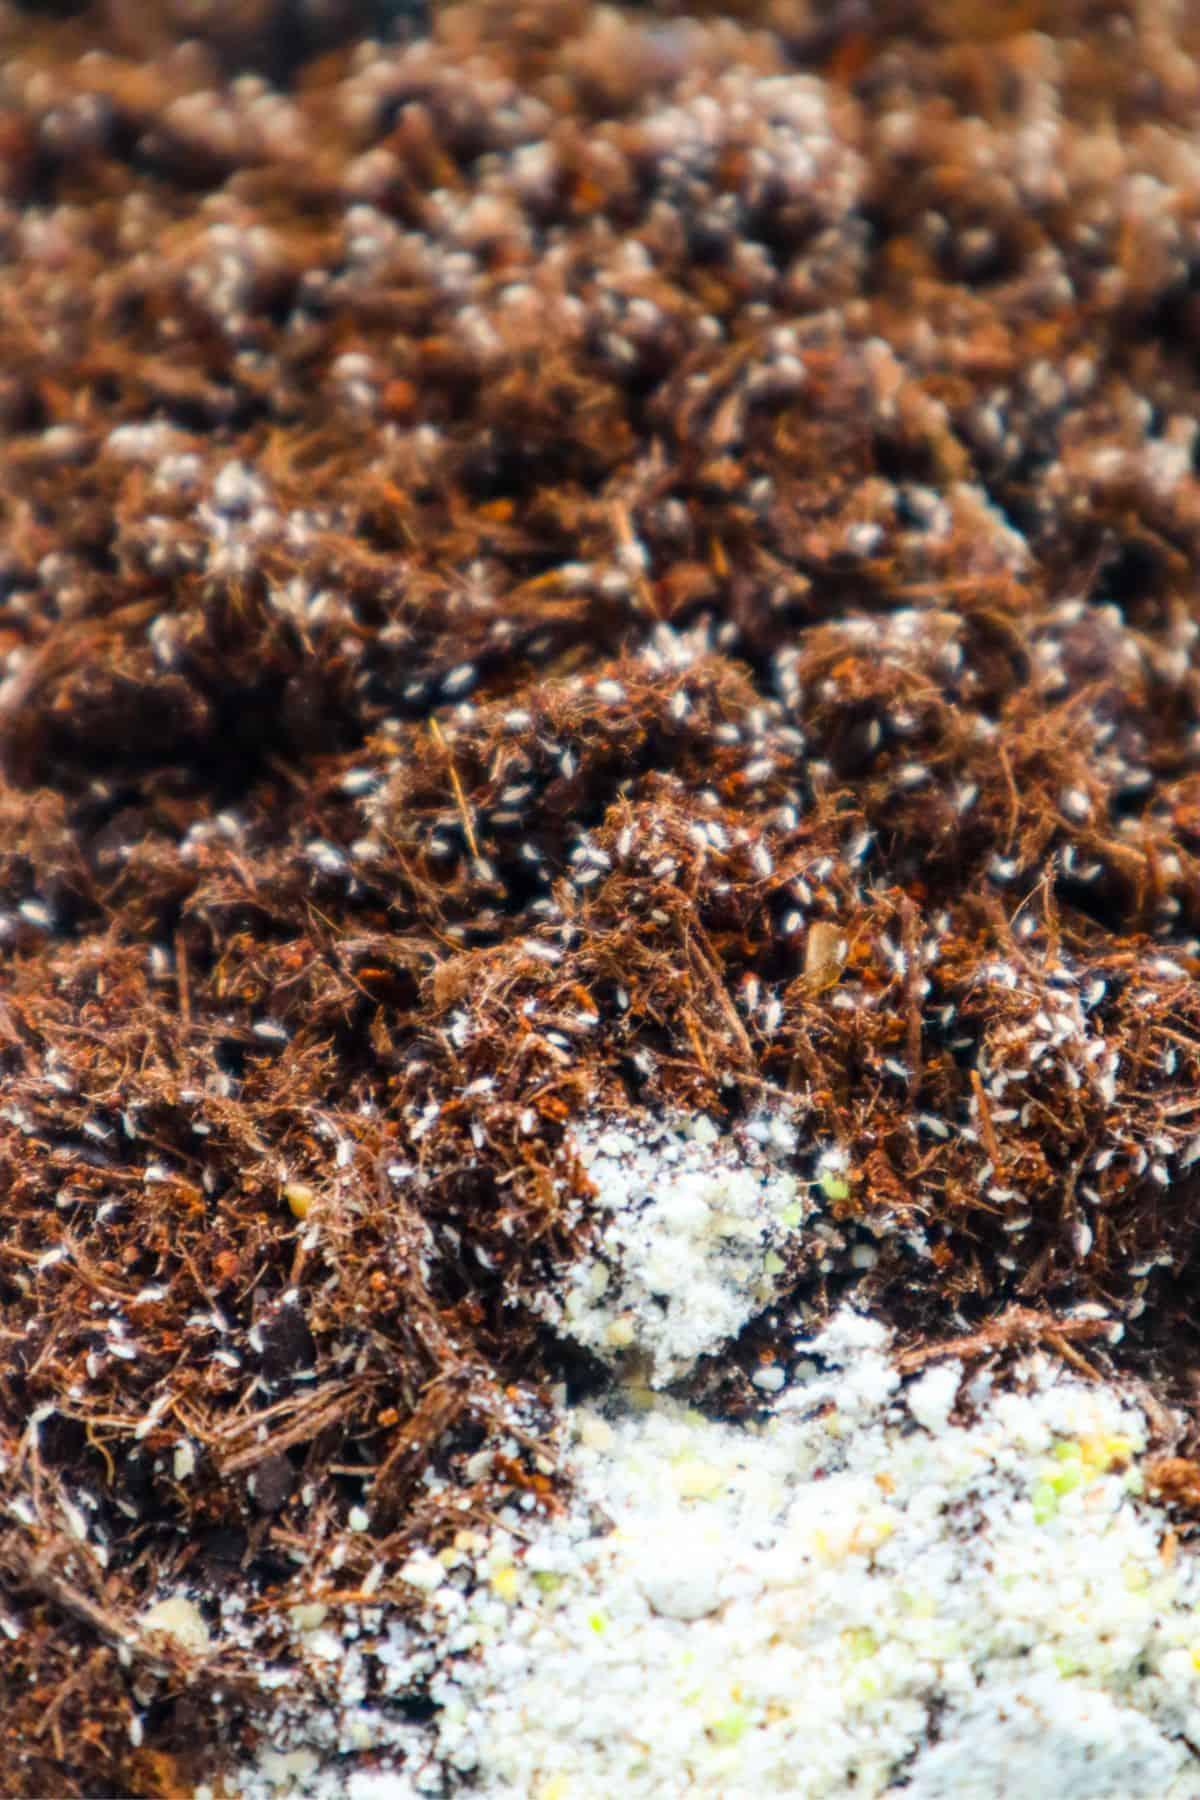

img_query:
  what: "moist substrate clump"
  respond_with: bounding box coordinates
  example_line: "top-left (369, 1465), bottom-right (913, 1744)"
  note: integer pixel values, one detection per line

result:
top-left (5, 0), bottom-right (1200, 1792)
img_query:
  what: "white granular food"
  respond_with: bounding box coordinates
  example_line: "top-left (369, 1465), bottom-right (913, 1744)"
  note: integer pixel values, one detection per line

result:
top-left (536, 1113), bottom-right (805, 1385)
top-left (240, 1310), bottom-right (1200, 1800)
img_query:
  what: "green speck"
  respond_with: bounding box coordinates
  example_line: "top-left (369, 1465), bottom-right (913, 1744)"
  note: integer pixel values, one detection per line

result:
top-left (1048, 1462), bottom-right (1083, 1497)
top-left (779, 1202), bottom-right (804, 1229)
top-left (708, 1710), bottom-right (748, 1746)
top-left (846, 1627), bottom-right (878, 1660)
top-left (533, 1571), bottom-right (563, 1595)
top-left (763, 1250), bottom-right (786, 1276)
top-left (819, 1173), bottom-right (850, 1202)
top-left (588, 1610), bottom-right (607, 1634)
top-left (1031, 1481), bottom-right (1059, 1524)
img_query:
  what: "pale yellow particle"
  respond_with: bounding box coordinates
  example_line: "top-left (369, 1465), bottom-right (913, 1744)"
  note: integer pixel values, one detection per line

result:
top-left (850, 1510), bottom-right (895, 1555)
top-left (578, 1415), bottom-right (615, 1453)
top-left (606, 1314), bottom-right (637, 1349)
top-left (141, 1594), bottom-right (211, 1654)
top-left (284, 1182), bottom-right (315, 1220)
top-left (289, 1602), bottom-right (329, 1633)
top-left (672, 1459), bottom-right (724, 1500)
top-left (491, 1565), bottom-right (521, 1602)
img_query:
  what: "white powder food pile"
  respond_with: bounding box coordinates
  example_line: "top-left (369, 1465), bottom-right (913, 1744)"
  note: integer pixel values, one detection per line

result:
top-left (537, 1112), bottom-right (806, 1385)
top-left (240, 1308), bottom-right (1200, 1800)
